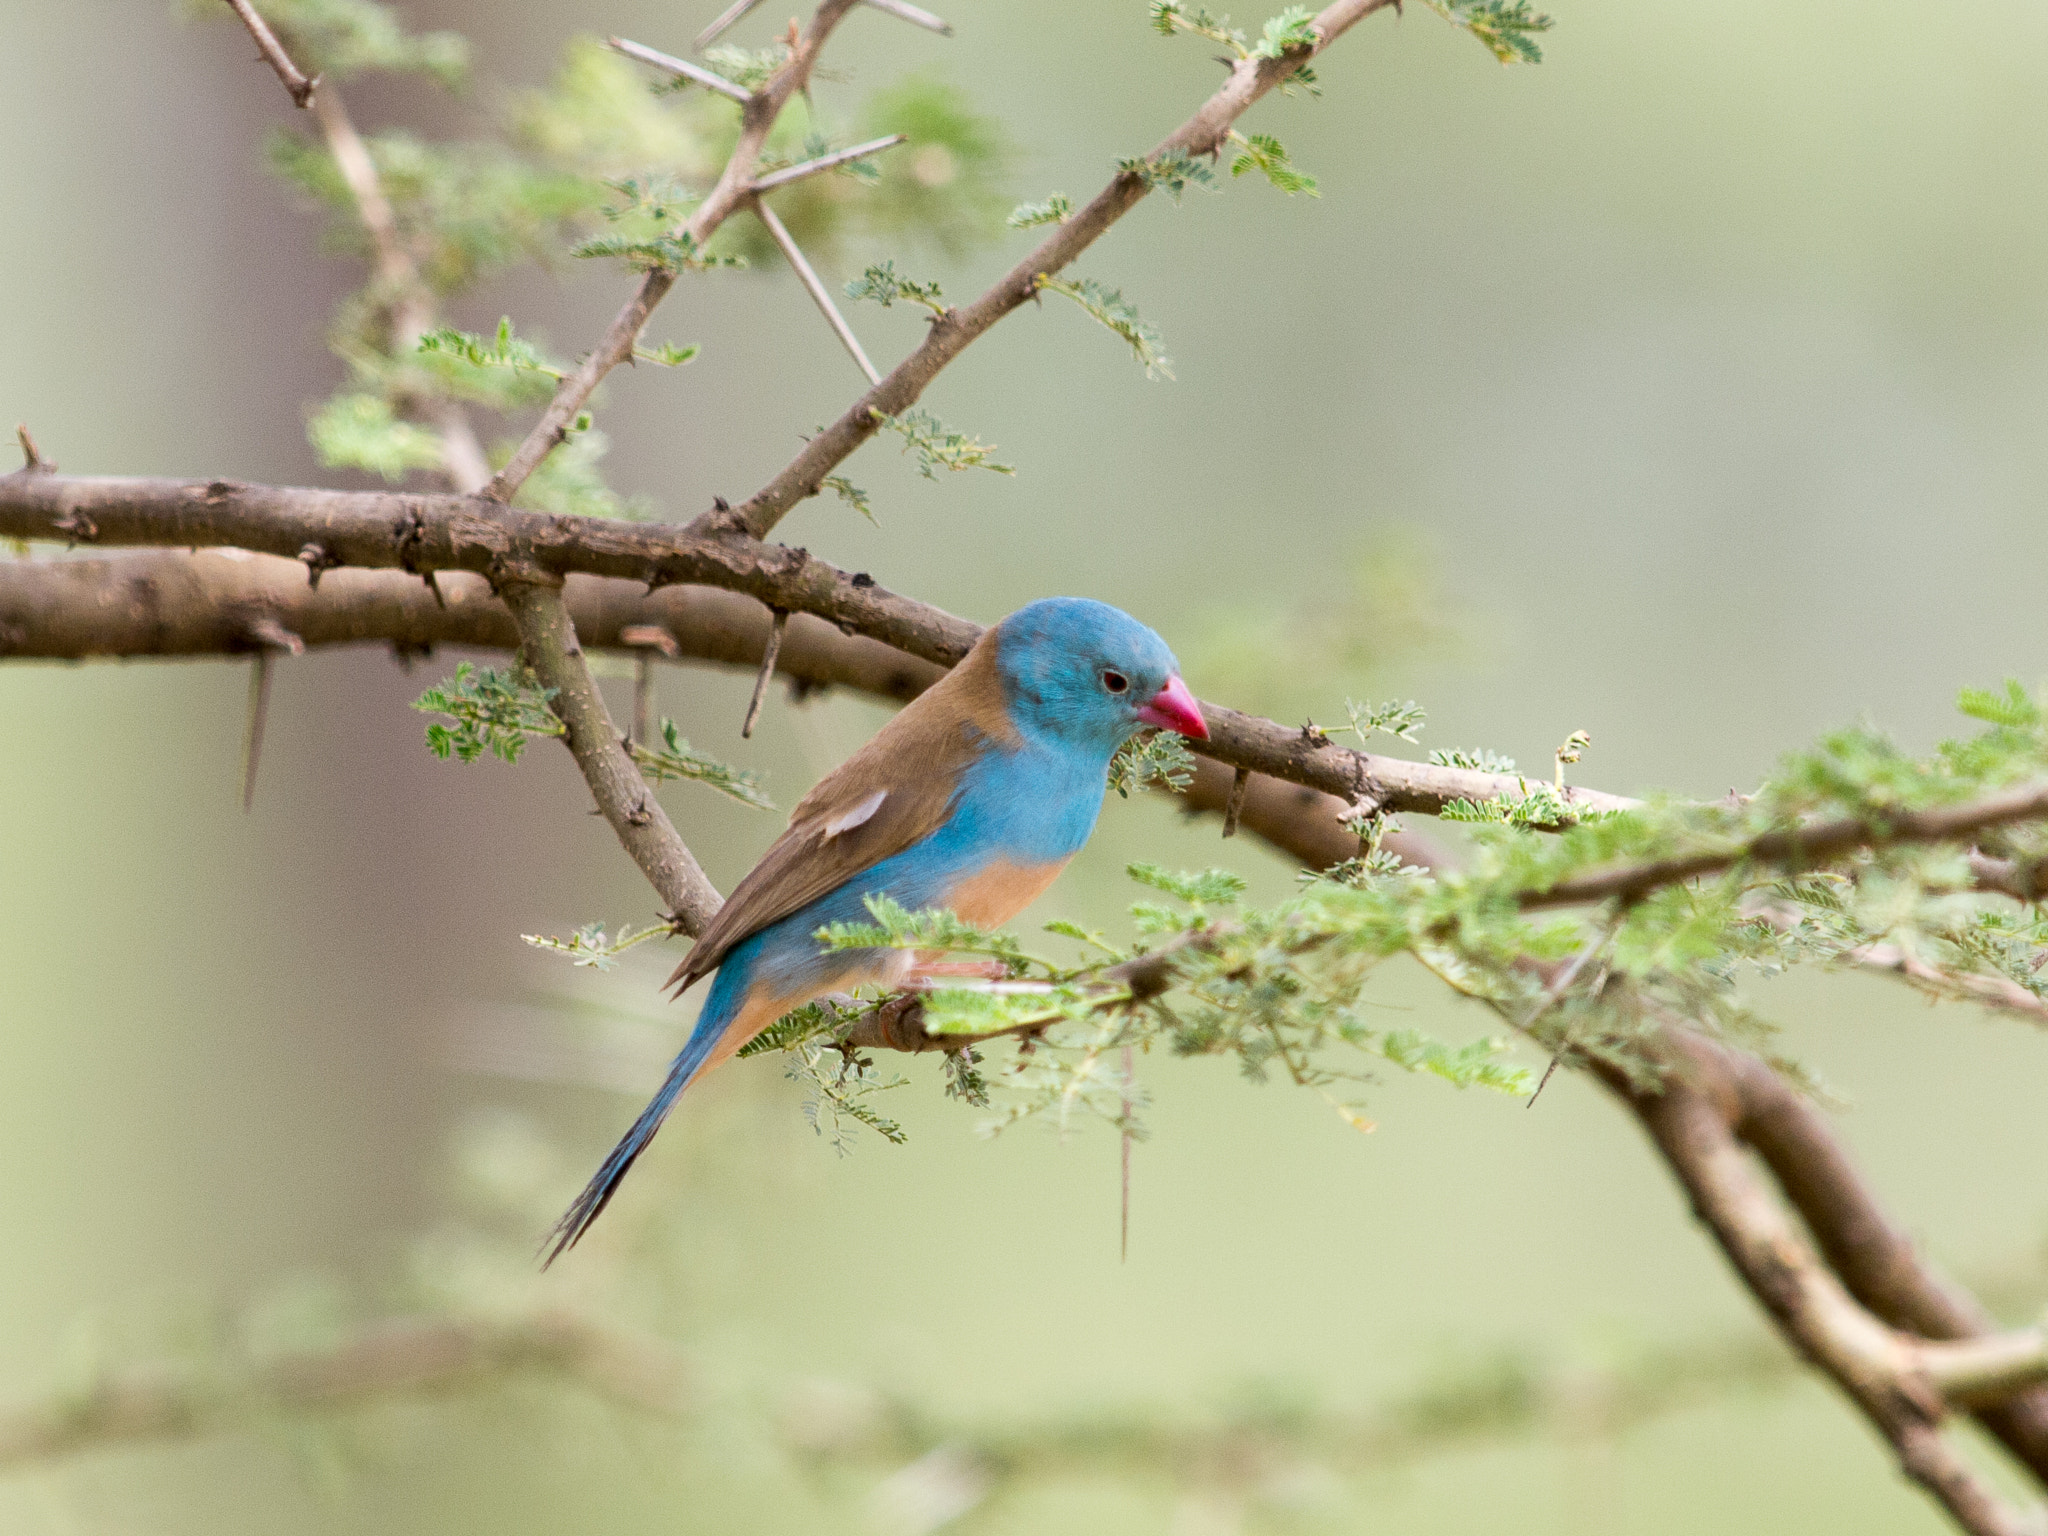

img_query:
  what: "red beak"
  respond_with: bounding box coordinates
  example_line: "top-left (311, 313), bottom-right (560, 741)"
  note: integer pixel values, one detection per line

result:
top-left (1135, 674), bottom-right (1208, 739)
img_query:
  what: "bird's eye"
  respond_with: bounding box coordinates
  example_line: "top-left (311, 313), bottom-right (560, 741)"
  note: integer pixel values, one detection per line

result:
top-left (1101, 668), bottom-right (1130, 694)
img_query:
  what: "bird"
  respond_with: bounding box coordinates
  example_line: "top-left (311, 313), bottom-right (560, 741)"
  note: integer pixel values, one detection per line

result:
top-left (542, 597), bottom-right (1208, 1263)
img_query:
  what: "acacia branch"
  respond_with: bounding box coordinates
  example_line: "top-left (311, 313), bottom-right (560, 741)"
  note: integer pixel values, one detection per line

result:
top-left (220, 0), bottom-right (318, 107)
top-left (1526, 783), bottom-right (2048, 910)
top-left (1608, 1032), bottom-right (2048, 1533)
top-left (498, 577), bottom-right (722, 934)
top-left (303, 81), bottom-right (491, 492)
top-left (0, 1312), bottom-right (687, 1470)
top-left (715, 0), bottom-right (1399, 539)
top-left (487, 0), bottom-right (867, 503)
top-left (0, 481), bottom-right (1637, 822)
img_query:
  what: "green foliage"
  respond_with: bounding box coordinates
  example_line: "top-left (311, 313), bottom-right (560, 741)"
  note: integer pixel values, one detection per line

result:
top-left (1430, 747), bottom-right (1518, 773)
top-left (822, 476), bottom-right (876, 522)
top-left (1149, 2), bottom-right (1251, 52)
top-left (628, 720), bottom-right (775, 809)
top-left (414, 663), bottom-right (562, 764)
top-left (844, 260), bottom-right (947, 314)
top-left (870, 408), bottom-right (1015, 479)
top-left (700, 42), bottom-right (792, 93)
top-left (208, 0), bottom-right (469, 86)
top-left (1438, 783), bottom-right (1577, 828)
top-left (1127, 863), bottom-right (1250, 908)
top-left (1119, 147), bottom-right (1217, 201)
top-left (1007, 194), bottom-right (1073, 228)
top-left (1424, 0), bottom-right (1555, 63)
top-left (307, 392), bottom-right (444, 480)
top-left (1228, 132), bottom-right (1319, 196)
top-left (737, 1002), bottom-right (839, 1058)
top-left (418, 318), bottom-right (563, 382)
top-left (855, 75), bottom-right (1014, 259)
top-left (1149, 4), bottom-right (1320, 91)
top-left (572, 228), bottom-right (745, 273)
top-left (816, 895), bottom-right (1032, 971)
top-left (787, 1037), bottom-right (909, 1152)
top-left (1347, 698), bottom-right (1427, 744)
top-left (1035, 276), bottom-right (1173, 380)
top-left (1108, 731), bottom-right (1198, 798)
top-left (521, 921), bottom-right (670, 970)
top-left (1251, 5), bottom-right (1319, 60)
top-left (512, 428), bottom-right (651, 521)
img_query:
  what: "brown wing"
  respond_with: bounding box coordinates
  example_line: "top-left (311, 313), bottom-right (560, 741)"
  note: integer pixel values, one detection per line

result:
top-left (665, 627), bottom-right (1017, 992)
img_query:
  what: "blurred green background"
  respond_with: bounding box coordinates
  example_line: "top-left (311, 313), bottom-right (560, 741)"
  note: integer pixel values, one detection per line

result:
top-left (4, 0), bottom-right (2048, 1531)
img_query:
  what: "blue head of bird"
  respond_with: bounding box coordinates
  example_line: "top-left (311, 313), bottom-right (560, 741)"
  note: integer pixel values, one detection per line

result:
top-left (993, 597), bottom-right (1208, 759)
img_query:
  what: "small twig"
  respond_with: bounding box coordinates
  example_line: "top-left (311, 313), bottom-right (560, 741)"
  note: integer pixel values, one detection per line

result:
top-left (1219, 765), bottom-right (1251, 839)
top-left (220, 0), bottom-right (319, 107)
top-left (633, 651), bottom-right (654, 746)
top-left (750, 133), bottom-right (907, 192)
top-left (742, 607), bottom-right (791, 738)
top-left (499, 578), bottom-right (722, 935)
top-left (1120, 1042), bottom-right (1135, 1262)
top-left (304, 81), bottom-right (490, 492)
top-left (489, 2), bottom-right (865, 505)
top-left (1527, 781), bottom-right (2048, 911)
top-left (696, 0), bottom-right (765, 51)
top-left (605, 36), bottom-right (752, 102)
top-left (237, 615), bottom-right (303, 811)
top-left (721, 0), bottom-right (1401, 539)
top-left (240, 651), bottom-right (273, 811)
top-left (14, 425), bottom-right (49, 473)
top-left (752, 199), bottom-right (882, 384)
top-left (862, 0), bottom-right (953, 35)
top-left (619, 624), bottom-right (679, 746)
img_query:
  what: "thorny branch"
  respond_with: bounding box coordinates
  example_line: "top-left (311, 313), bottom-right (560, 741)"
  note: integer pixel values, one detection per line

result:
top-left (0, 478), bottom-right (1637, 823)
top-left (9, 7), bottom-right (2048, 1531)
top-left (220, 0), bottom-right (318, 108)
top-left (485, 0), bottom-right (867, 503)
top-left (498, 576), bottom-right (722, 935)
top-left (1526, 783), bottom-right (2048, 911)
top-left (712, 0), bottom-right (1403, 540)
top-left (0, 1312), bottom-right (687, 1470)
top-left (1609, 1029), bottom-right (2048, 1535)
top-left (303, 80), bottom-right (491, 492)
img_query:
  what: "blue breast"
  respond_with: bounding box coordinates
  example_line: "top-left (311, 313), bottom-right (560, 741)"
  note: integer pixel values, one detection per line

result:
top-left (734, 735), bottom-right (1107, 998)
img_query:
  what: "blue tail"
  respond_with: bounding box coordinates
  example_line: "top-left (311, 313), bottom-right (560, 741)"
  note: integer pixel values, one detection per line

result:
top-left (540, 968), bottom-right (746, 1266)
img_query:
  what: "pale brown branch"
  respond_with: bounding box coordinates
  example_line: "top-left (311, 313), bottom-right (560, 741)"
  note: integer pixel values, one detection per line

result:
top-left (752, 198), bottom-right (882, 383)
top-left (751, 133), bottom-right (907, 192)
top-left (1527, 783), bottom-right (2048, 911)
top-left (715, 0), bottom-right (1400, 540)
top-left (741, 606), bottom-right (790, 738)
top-left (220, 0), bottom-right (319, 108)
top-left (604, 36), bottom-right (751, 103)
top-left (697, 0), bottom-right (764, 51)
top-left (0, 1312), bottom-right (686, 1472)
top-left (1613, 1037), bottom-right (2043, 1536)
top-left (0, 486), bottom-right (1639, 823)
top-left (487, 0), bottom-right (866, 504)
top-left (498, 578), bottom-right (722, 935)
top-left (1923, 1331), bottom-right (2048, 1410)
top-left (861, 0), bottom-right (952, 35)
top-left (14, 425), bottom-right (49, 472)
top-left (305, 82), bottom-right (490, 492)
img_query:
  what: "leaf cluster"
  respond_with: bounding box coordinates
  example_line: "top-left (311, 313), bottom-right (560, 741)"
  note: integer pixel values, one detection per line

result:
top-left (1035, 276), bottom-right (1173, 380)
top-left (869, 408), bottom-right (1014, 479)
top-left (413, 663), bottom-right (563, 764)
top-left (1108, 731), bottom-right (1198, 799)
top-left (1424, 0), bottom-right (1555, 64)
top-left (844, 260), bottom-right (947, 314)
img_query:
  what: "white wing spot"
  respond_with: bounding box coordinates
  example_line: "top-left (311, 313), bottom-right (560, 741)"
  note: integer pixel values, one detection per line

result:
top-left (821, 790), bottom-right (887, 839)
